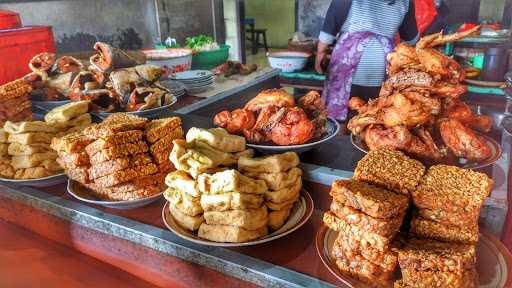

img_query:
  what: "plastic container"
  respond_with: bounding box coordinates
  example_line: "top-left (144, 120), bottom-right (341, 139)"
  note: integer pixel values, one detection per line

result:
top-left (267, 51), bottom-right (312, 73)
top-left (482, 47), bottom-right (508, 82)
top-left (0, 26), bottom-right (56, 85)
top-left (0, 10), bottom-right (21, 30)
top-left (191, 45), bottom-right (230, 70)
top-left (142, 48), bottom-right (192, 74)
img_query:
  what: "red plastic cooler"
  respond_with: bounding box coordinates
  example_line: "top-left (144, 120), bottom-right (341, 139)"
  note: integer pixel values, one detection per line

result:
top-left (0, 26), bottom-right (56, 85)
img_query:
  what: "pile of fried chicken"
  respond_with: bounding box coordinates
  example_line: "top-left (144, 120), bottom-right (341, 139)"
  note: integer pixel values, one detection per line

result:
top-left (25, 42), bottom-right (175, 112)
top-left (348, 26), bottom-right (494, 162)
top-left (213, 89), bottom-right (328, 146)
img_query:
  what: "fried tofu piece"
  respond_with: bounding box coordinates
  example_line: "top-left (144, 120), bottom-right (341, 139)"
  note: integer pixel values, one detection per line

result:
top-left (0, 143), bottom-right (7, 156)
top-left (83, 113), bottom-right (147, 139)
top-left (197, 169), bottom-right (267, 195)
top-left (268, 205), bottom-right (293, 230)
top-left (264, 176), bottom-right (301, 204)
top-left (186, 127), bottom-right (246, 153)
top-left (14, 167), bottom-right (56, 179)
top-left (330, 179), bottom-right (409, 219)
top-left (53, 113), bottom-right (91, 130)
top-left (11, 151), bottom-right (57, 169)
top-left (238, 152), bottom-right (299, 173)
top-left (266, 191), bottom-right (300, 210)
top-left (0, 129), bottom-right (8, 143)
top-left (244, 167), bottom-right (303, 191)
top-left (145, 117), bottom-right (182, 143)
top-left (93, 163), bottom-right (158, 187)
top-left (330, 200), bottom-right (403, 238)
top-left (204, 206), bottom-right (268, 230)
top-left (45, 100), bottom-right (90, 123)
top-left (397, 238), bottom-right (476, 272)
top-left (88, 141), bottom-right (148, 164)
top-left (85, 130), bottom-right (144, 155)
top-left (57, 152), bottom-right (90, 168)
top-left (200, 192), bottom-right (264, 212)
top-left (88, 153), bottom-right (153, 179)
top-left (164, 187), bottom-right (203, 216)
top-left (8, 143), bottom-right (50, 156)
top-left (400, 267), bottom-right (478, 288)
top-left (354, 148), bottom-right (425, 195)
top-left (323, 211), bottom-right (391, 252)
top-left (169, 203), bottom-right (204, 231)
top-left (410, 216), bottom-right (479, 244)
top-left (4, 120), bottom-right (59, 134)
top-left (198, 223), bottom-right (268, 243)
top-left (165, 170), bottom-right (200, 197)
top-left (8, 132), bottom-right (55, 144)
top-left (0, 163), bottom-right (15, 178)
top-left (412, 165), bottom-right (493, 214)
top-left (51, 131), bottom-right (94, 154)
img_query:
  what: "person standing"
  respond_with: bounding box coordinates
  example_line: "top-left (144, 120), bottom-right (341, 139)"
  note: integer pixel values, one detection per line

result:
top-left (315, 0), bottom-right (419, 121)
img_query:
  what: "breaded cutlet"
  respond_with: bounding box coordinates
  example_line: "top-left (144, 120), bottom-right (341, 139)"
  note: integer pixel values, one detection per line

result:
top-left (330, 200), bottom-right (404, 238)
top-left (412, 165), bottom-right (493, 213)
top-left (400, 267), bottom-right (478, 288)
top-left (84, 113), bottom-right (148, 139)
top-left (397, 238), bottom-right (476, 273)
top-left (145, 117), bottom-right (182, 144)
top-left (330, 179), bottom-right (409, 219)
top-left (354, 148), bottom-right (425, 195)
top-left (323, 211), bottom-right (392, 252)
top-left (410, 216), bottom-right (479, 244)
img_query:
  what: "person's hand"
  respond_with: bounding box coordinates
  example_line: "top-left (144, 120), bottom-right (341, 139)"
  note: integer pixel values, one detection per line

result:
top-left (315, 51), bottom-right (326, 74)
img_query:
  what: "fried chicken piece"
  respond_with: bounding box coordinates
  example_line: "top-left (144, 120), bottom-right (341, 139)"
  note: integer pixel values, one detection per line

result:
top-left (298, 91), bottom-right (328, 138)
top-left (416, 26), bottom-right (480, 49)
top-left (438, 118), bottom-right (491, 161)
top-left (213, 109), bottom-right (256, 134)
top-left (380, 93), bottom-right (433, 128)
top-left (269, 107), bottom-right (315, 145)
top-left (363, 125), bottom-right (412, 151)
top-left (442, 99), bottom-right (492, 133)
top-left (416, 48), bottom-right (464, 83)
top-left (387, 43), bottom-right (421, 75)
top-left (244, 89), bottom-right (295, 112)
top-left (349, 97), bottom-right (367, 112)
top-left (408, 127), bottom-right (445, 160)
top-left (242, 106), bottom-right (278, 144)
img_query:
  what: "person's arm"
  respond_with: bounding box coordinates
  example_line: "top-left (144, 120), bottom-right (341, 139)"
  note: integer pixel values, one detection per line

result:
top-left (316, 0), bottom-right (350, 73)
top-left (399, 0), bottom-right (419, 45)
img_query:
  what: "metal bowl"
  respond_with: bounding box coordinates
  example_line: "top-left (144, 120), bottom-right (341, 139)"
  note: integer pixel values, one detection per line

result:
top-left (247, 117), bottom-right (340, 154)
top-left (0, 173), bottom-right (67, 187)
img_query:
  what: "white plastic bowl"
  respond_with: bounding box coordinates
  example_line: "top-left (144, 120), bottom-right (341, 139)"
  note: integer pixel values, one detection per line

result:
top-left (142, 48), bottom-right (193, 74)
top-left (267, 51), bottom-right (311, 72)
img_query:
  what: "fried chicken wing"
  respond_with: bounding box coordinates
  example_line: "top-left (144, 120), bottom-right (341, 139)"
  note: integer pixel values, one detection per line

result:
top-left (213, 109), bottom-right (256, 134)
top-left (299, 91), bottom-right (328, 138)
top-left (442, 99), bottom-right (492, 133)
top-left (438, 118), bottom-right (491, 161)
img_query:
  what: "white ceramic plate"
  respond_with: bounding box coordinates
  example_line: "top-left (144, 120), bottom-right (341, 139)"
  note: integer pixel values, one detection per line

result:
top-left (171, 70), bottom-right (213, 81)
top-left (67, 180), bottom-right (163, 209)
top-left (247, 117), bottom-right (340, 154)
top-left (316, 225), bottom-right (512, 288)
top-left (162, 189), bottom-right (314, 247)
top-left (0, 173), bottom-right (67, 187)
top-left (350, 132), bottom-right (502, 170)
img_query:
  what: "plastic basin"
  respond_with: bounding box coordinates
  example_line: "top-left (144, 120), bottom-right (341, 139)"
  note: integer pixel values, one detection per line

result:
top-left (191, 45), bottom-right (230, 70)
top-left (142, 48), bottom-right (193, 74)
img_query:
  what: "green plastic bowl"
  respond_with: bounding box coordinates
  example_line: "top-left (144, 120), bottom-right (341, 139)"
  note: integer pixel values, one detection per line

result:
top-left (192, 44), bottom-right (230, 70)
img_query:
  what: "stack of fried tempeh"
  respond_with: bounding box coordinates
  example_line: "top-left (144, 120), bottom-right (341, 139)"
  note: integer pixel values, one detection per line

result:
top-left (323, 148), bottom-right (425, 287)
top-left (145, 117), bottom-right (183, 174)
top-left (0, 79), bottom-right (33, 126)
top-left (239, 152), bottom-right (303, 231)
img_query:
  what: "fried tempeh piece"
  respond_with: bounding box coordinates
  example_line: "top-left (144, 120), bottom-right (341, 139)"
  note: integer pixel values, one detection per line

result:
top-left (410, 216), bottom-right (479, 244)
top-left (145, 117), bottom-right (182, 143)
top-left (85, 130), bottom-right (144, 155)
top-left (88, 153), bottom-right (153, 179)
top-left (51, 131), bottom-right (94, 154)
top-left (93, 163), bottom-right (158, 187)
top-left (83, 113), bottom-right (147, 139)
top-left (88, 141), bottom-right (148, 164)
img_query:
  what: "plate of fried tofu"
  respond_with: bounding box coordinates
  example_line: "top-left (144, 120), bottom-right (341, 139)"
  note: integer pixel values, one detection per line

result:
top-left (317, 147), bottom-right (512, 288)
top-left (161, 127), bottom-right (314, 246)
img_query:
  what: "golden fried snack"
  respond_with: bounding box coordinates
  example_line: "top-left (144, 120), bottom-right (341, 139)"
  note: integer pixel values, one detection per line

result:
top-left (0, 128), bottom-right (8, 143)
top-left (165, 170), bottom-right (200, 197)
top-left (53, 113), bottom-right (92, 130)
top-left (88, 141), bottom-right (148, 164)
top-left (203, 206), bottom-right (268, 230)
top-left (145, 117), bottom-right (182, 144)
top-left (266, 190), bottom-right (300, 210)
top-left (238, 152), bottom-right (299, 173)
top-left (45, 100), bottom-right (90, 123)
top-left (8, 143), bottom-right (50, 156)
top-left (268, 205), bottom-right (293, 230)
top-left (245, 167), bottom-right (302, 191)
top-left (93, 163), bottom-right (158, 187)
top-left (64, 166), bottom-right (90, 184)
top-left (11, 151), bottom-right (57, 169)
top-left (184, 142), bottom-right (238, 170)
top-left (410, 216), bottom-right (479, 244)
top-left (51, 131), bottom-right (94, 154)
top-left (4, 120), bottom-right (58, 134)
top-left (0, 144), bottom-right (7, 156)
top-left (197, 169), bottom-right (267, 195)
top-left (200, 192), bottom-right (264, 212)
top-left (57, 152), bottom-right (89, 168)
top-left (85, 131), bottom-right (144, 155)
top-left (169, 203), bottom-right (204, 231)
top-left (244, 88), bottom-right (295, 112)
top-left (150, 127), bottom-right (183, 155)
top-left (88, 154), bottom-right (152, 179)
top-left (198, 223), bottom-right (268, 243)
top-left (84, 113), bottom-right (147, 139)
top-left (264, 176), bottom-right (301, 204)
top-left (14, 167), bottom-right (54, 179)
top-left (40, 159), bottom-right (63, 172)
top-left (8, 132), bottom-right (55, 145)
top-left (186, 127), bottom-right (246, 153)
top-left (0, 162), bottom-right (15, 178)
top-left (164, 187), bottom-right (203, 217)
